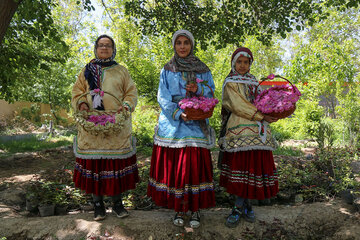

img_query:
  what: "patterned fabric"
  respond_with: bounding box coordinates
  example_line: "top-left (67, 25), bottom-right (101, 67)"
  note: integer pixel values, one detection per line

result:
top-left (73, 155), bottom-right (139, 196)
top-left (73, 135), bottom-right (137, 159)
top-left (219, 123), bottom-right (276, 152)
top-left (220, 150), bottom-right (279, 200)
top-left (218, 47), bottom-right (275, 151)
top-left (84, 35), bottom-right (118, 110)
top-left (148, 178), bottom-right (214, 197)
top-left (72, 64), bottom-right (138, 159)
top-left (153, 69), bottom-right (215, 149)
top-left (218, 80), bottom-right (275, 151)
top-left (221, 72), bottom-right (260, 104)
top-left (147, 145), bottom-right (215, 212)
top-left (164, 30), bottom-right (210, 74)
top-left (231, 47), bottom-right (254, 67)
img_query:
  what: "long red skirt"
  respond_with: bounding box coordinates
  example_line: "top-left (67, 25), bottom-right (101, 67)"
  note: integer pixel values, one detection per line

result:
top-left (73, 154), bottom-right (139, 196)
top-left (220, 150), bottom-right (278, 200)
top-left (147, 145), bottom-right (215, 212)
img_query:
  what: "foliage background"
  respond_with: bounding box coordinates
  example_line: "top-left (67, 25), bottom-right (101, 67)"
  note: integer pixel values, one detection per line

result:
top-left (0, 0), bottom-right (359, 147)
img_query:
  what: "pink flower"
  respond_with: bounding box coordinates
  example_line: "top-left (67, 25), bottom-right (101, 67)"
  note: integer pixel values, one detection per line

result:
top-left (267, 74), bottom-right (275, 80)
top-left (179, 96), bottom-right (219, 112)
top-left (100, 91), bottom-right (104, 97)
top-left (86, 114), bottom-right (116, 125)
top-left (196, 78), bottom-right (204, 83)
top-left (93, 88), bottom-right (100, 93)
top-left (254, 84), bottom-right (301, 116)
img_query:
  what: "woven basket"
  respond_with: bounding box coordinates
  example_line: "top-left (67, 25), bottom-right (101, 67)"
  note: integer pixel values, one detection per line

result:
top-left (183, 85), bottom-right (215, 120)
top-left (74, 91), bottom-right (129, 135)
top-left (255, 75), bottom-right (297, 119)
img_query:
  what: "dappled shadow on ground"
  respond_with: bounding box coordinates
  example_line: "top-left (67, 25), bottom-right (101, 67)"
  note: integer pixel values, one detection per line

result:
top-left (0, 146), bottom-right (359, 239)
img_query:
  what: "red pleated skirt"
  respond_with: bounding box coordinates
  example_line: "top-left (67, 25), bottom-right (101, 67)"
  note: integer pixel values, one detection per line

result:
top-left (147, 145), bottom-right (215, 212)
top-left (73, 154), bottom-right (139, 196)
top-left (220, 150), bottom-right (278, 200)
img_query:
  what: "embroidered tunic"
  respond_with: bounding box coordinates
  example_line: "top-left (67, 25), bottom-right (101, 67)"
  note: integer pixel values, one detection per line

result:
top-left (218, 75), bottom-right (277, 152)
top-left (72, 64), bottom-right (137, 159)
top-left (153, 68), bottom-right (216, 149)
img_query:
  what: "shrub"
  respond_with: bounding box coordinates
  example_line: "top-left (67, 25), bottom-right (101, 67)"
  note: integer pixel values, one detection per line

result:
top-left (132, 98), bottom-right (159, 147)
top-left (277, 147), bottom-right (360, 202)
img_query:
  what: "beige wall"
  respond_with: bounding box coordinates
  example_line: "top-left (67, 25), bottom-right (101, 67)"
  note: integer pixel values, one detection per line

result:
top-left (0, 99), bottom-right (73, 123)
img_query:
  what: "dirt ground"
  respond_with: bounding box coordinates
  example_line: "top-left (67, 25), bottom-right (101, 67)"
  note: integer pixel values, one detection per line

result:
top-left (0, 147), bottom-right (359, 240)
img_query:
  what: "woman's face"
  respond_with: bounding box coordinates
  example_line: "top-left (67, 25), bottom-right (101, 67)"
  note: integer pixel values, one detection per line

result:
top-left (235, 56), bottom-right (250, 75)
top-left (174, 35), bottom-right (192, 58)
top-left (96, 37), bottom-right (113, 59)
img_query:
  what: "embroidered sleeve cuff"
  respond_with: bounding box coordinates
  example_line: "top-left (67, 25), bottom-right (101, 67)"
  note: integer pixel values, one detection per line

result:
top-left (172, 108), bottom-right (183, 120)
top-left (123, 102), bottom-right (132, 112)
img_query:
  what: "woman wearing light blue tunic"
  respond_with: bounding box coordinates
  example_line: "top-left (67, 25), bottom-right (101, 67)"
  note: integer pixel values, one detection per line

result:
top-left (147, 30), bottom-right (216, 228)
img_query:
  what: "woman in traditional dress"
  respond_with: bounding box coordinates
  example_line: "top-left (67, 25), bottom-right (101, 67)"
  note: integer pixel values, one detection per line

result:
top-left (147, 30), bottom-right (216, 228)
top-left (218, 47), bottom-right (279, 227)
top-left (72, 34), bottom-right (138, 221)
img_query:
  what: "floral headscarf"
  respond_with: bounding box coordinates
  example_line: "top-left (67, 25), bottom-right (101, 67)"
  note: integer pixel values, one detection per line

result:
top-left (84, 34), bottom-right (118, 110)
top-left (223, 47), bottom-right (259, 103)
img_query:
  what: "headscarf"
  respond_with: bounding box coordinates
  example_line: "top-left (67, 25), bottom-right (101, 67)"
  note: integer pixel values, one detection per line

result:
top-left (164, 30), bottom-right (210, 74)
top-left (219, 47), bottom-right (260, 144)
top-left (223, 47), bottom-right (259, 103)
top-left (165, 30), bottom-right (211, 137)
top-left (84, 34), bottom-right (118, 110)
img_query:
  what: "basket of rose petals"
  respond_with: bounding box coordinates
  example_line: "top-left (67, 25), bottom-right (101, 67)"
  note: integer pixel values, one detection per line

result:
top-left (179, 81), bottom-right (219, 120)
top-left (74, 90), bottom-right (129, 135)
top-left (254, 74), bottom-right (301, 119)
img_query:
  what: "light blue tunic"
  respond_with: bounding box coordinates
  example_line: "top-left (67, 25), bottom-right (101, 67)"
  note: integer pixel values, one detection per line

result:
top-left (153, 68), bottom-right (216, 149)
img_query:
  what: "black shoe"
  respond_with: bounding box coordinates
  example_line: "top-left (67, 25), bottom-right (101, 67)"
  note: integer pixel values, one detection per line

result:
top-left (225, 207), bottom-right (242, 228)
top-left (173, 212), bottom-right (185, 227)
top-left (113, 201), bottom-right (129, 218)
top-left (190, 211), bottom-right (201, 228)
top-left (93, 201), bottom-right (106, 221)
top-left (243, 200), bottom-right (255, 223)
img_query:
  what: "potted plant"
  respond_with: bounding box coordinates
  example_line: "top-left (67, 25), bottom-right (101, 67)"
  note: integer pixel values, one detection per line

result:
top-left (37, 181), bottom-right (56, 217)
top-left (25, 181), bottom-right (42, 213)
top-left (54, 185), bottom-right (70, 215)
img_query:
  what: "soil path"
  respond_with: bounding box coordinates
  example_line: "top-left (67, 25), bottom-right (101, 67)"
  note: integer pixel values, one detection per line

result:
top-left (0, 147), bottom-right (359, 240)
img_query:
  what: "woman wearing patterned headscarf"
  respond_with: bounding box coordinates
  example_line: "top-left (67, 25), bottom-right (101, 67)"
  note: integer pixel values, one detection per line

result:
top-left (72, 35), bottom-right (138, 221)
top-left (218, 47), bottom-right (278, 227)
top-left (147, 30), bottom-right (216, 228)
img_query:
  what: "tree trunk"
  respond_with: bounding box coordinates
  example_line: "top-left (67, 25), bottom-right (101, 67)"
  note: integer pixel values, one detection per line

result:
top-left (0, 0), bottom-right (22, 44)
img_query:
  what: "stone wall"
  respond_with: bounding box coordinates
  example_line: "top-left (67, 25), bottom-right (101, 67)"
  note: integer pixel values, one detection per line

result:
top-left (0, 99), bottom-right (73, 123)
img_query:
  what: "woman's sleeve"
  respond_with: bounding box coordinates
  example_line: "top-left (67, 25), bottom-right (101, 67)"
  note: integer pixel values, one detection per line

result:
top-left (222, 82), bottom-right (264, 121)
top-left (157, 69), bottom-right (183, 120)
top-left (71, 68), bottom-right (89, 111)
top-left (121, 68), bottom-right (138, 112)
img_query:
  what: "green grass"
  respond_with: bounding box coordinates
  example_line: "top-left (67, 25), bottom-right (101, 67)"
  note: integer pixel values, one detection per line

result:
top-left (136, 145), bottom-right (153, 156)
top-left (0, 135), bottom-right (73, 155)
top-left (273, 146), bottom-right (304, 156)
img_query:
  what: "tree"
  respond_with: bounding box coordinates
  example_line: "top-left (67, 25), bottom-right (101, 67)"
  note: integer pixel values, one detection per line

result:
top-left (0, 0), bottom-right (94, 44)
top-left (0, 0), bottom-right (95, 102)
top-left (125, 0), bottom-right (360, 49)
top-left (0, 0), bottom-right (21, 44)
top-left (0, 0), bottom-right (69, 101)
top-left (280, 7), bottom-right (360, 145)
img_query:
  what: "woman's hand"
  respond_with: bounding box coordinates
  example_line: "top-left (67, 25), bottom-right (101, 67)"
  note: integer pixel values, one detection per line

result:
top-left (186, 83), bottom-right (198, 93)
top-left (263, 115), bottom-right (279, 123)
top-left (181, 112), bottom-right (189, 121)
top-left (79, 103), bottom-right (89, 111)
top-left (117, 105), bottom-right (129, 113)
